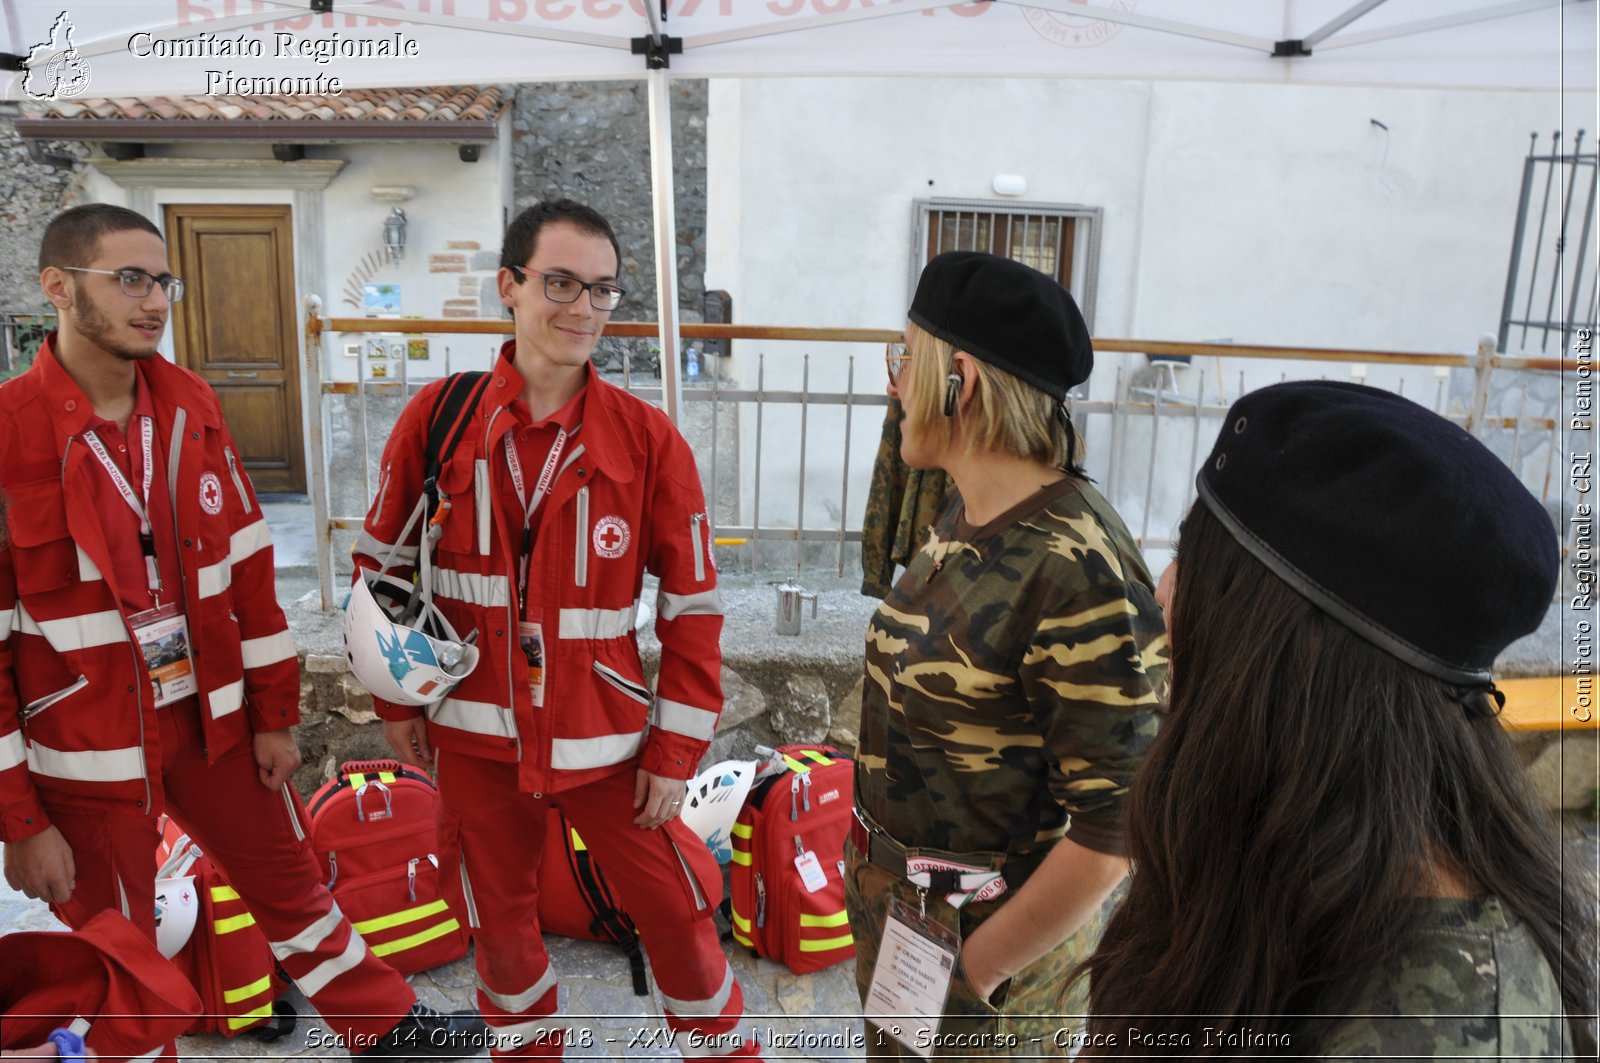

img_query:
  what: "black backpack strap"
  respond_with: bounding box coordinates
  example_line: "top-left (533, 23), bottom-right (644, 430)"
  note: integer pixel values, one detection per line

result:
top-left (559, 812), bottom-right (649, 997)
top-left (422, 370), bottom-right (490, 520)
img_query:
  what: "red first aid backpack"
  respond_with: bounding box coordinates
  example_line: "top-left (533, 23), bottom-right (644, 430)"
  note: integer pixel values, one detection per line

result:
top-left (306, 759), bottom-right (470, 975)
top-left (155, 815), bottom-right (289, 1037)
top-left (727, 745), bottom-right (856, 974)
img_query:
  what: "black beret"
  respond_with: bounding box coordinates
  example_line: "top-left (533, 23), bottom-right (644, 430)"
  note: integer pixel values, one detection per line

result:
top-left (1196, 381), bottom-right (1557, 685)
top-left (908, 251), bottom-right (1093, 399)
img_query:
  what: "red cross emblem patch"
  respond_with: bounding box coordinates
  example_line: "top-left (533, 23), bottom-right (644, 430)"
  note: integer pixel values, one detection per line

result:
top-left (199, 472), bottom-right (224, 515)
top-left (592, 515), bottom-right (631, 559)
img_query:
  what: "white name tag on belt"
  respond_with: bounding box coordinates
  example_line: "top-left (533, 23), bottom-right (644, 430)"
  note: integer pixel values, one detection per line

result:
top-left (863, 897), bottom-right (957, 1059)
top-left (129, 604), bottom-right (197, 708)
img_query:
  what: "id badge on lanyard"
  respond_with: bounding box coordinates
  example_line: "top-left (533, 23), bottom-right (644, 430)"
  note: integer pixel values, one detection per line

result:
top-left (863, 895), bottom-right (959, 1058)
top-left (85, 420), bottom-right (195, 708)
top-left (505, 429), bottom-right (566, 706)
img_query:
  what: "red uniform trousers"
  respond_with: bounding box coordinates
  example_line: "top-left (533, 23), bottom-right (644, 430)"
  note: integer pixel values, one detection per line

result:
top-left (45, 701), bottom-right (416, 1055)
top-left (434, 752), bottom-right (761, 1060)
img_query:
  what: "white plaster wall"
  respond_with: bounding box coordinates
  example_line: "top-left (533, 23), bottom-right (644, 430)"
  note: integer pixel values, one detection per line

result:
top-left (706, 75), bottom-right (1576, 537)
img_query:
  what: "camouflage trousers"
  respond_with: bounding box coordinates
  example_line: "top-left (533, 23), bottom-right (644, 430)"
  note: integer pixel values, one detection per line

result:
top-left (843, 841), bottom-right (1093, 1060)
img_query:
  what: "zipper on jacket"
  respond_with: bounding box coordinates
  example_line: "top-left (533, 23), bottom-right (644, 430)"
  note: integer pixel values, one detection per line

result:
top-left (223, 446), bottom-right (253, 515)
top-left (574, 486), bottom-right (590, 587)
top-left (690, 512), bottom-right (707, 583)
top-left (19, 675), bottom-right (88, 722)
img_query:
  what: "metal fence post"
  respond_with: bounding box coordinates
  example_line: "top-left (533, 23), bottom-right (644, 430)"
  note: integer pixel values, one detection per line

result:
top-left (1467, 334), bottom-right (1496, 435)
top-left (302, 295), bottom-right (335, 611)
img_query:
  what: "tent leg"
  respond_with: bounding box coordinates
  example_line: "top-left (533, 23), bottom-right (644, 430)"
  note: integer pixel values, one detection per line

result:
top-left (647, 68), bottom-right (683, 425)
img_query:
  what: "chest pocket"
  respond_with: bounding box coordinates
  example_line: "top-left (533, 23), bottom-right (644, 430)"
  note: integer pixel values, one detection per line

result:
top-left (432, 456), bottom-right (480, 560)
top-left (7, 477), bottom-right (80, 596)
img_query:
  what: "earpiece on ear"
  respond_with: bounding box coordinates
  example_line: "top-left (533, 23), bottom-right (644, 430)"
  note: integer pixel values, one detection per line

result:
top-left (944, 372), bottom-right (963, 417)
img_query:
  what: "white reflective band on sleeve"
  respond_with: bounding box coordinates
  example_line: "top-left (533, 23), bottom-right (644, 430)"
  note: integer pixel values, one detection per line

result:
top-left (270, 903), bottom-right (345, 960)
top-left (653, 697), bottom-right (719, 742)
top-left (229, 519), bottom-right (273, 565)
top-left (558, 605), bottom-right (637, 641)
top-left (353, 531), bottom-right (418, 569)
top-left (197, 556), bottom-right (232, 599)
top-left (551, 731), bottom-right (642, 771)
top-left (656, 588), bottom-right (724, 621)
top-left (76, 546), bottom-right (102, 583)
top-left (488, 1016), bottom-right (566, 1051)
top-left (660, 964), bottom-right (734, 1020)
top-left (14, 604), bottom-right (128, 651)
top-left (241, 630), bottom-right (297, 670)
top-left (479, 966), bottom-right (558, 1014)
top-left (291, 929), bottom-right (368, 999)
top-left (434, 568), bottom-right (510, 609)
top-left (474, 458), bottom-right (491, 557)
top-left (430, 697), bottom-right (517, 740)
top-left (208, 679), bottom-right (245, 719)
top-left (27, 741), bottom-right (144, 783)
top-left (0, 607), bottom-right (13, 640)
top-left (0, 729), bottom-right (25, 772)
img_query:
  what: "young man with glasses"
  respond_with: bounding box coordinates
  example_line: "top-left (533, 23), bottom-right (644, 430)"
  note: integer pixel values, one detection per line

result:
top-left (353, 200), bottom-right (761, 1060)
top-left (0, 204), bottom-right (476, 1058)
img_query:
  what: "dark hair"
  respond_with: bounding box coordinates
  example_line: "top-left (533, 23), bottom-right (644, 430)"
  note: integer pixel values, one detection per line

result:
top-left (499, 199), bottom-right (621, 273)
top-left (39, 204), bottom-right (162, 272)
top-left (1081, 503), bottom-right (1596, 1056)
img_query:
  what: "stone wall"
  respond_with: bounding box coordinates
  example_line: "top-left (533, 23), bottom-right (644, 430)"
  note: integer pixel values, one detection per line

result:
top-left (0, 104), bottom-right (87, 315)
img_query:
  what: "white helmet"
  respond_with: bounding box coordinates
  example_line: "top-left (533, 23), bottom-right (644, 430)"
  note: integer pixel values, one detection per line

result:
top-left (153, 874), bottom-right (199, 958)
top-left (680, 760), bottom-right (759, 864)
top-left (344, 569), bottom-right (480, 706)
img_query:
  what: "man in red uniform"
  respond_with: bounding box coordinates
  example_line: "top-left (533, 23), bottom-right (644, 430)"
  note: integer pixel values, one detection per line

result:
top-left (351, 200), bottom-right (761, 1060)
top-left (0, 204), bottom-right (475, 1058)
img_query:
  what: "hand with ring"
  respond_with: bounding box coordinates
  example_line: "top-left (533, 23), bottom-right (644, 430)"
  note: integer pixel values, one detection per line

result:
top-left (634, 768), bottom-right (687, 830)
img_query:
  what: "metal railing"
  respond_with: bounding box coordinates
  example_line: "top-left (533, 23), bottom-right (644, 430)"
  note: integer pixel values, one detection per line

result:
top-left (302, 306), bottom-right (1568, 610)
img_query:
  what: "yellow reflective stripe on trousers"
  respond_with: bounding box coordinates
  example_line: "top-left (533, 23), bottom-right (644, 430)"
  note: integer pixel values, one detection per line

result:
top-left (352, 898), bottom-right (451, 935)
top-left (226, 1003), bottom-right (275, 1030)
top-left (223, 975), bottom-right (273, 1004)
top-left (369, 918), bottom-right (462, 958)
top-left (798, 933), bottom-right (854, 951)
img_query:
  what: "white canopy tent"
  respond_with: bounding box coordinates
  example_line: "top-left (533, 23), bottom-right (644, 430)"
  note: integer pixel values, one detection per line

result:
top-left (3, 0), bottom-right (1594, 415)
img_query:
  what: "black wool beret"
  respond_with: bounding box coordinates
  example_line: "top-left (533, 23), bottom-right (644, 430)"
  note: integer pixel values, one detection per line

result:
top-left (1196, 381), bottom-right (1557, 685)
top-left (908, 251), bottom-right (1093, 399)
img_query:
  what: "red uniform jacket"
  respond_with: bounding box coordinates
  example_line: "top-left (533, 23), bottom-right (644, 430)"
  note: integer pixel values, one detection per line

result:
top-left (0, 337), bottom-right (299, 842)
top-left (354, 350), bottom-right (723, 795)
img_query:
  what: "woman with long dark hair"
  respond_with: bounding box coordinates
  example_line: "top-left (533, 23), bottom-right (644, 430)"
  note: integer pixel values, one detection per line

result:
top-left (848, 252), bottom-right (1168, 1058)
top-left (1084, 381), bottom-right (1595, 1058)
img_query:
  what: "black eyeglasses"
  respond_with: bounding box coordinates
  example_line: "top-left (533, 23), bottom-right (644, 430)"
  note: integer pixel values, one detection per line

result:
top-left (63, 267), bottom-right (185, 303)
top-left (885, 341), bottom-right (910, 384)
top-left (509, 265), bottom-right (625, 312)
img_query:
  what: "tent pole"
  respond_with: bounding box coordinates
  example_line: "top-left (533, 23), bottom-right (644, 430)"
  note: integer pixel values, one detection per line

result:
top-left (647, 67), bottom-right (683, 425)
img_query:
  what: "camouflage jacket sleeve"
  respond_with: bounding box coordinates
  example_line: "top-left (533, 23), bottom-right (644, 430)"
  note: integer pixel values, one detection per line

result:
top-left (1018, 496), bottom-right (1167, 857)
top-left (1315, 897), bottom-right (1572, 1059)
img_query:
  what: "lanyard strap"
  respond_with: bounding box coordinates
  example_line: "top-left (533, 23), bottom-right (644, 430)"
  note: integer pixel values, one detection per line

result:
top-left (503, 427), bottom-right (567, 609)
top-left (84, 417), bottom-right (162, 597)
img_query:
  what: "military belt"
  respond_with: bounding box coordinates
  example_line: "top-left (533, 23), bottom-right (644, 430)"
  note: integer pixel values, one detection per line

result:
top-left (850, 808), bottom-right (1040, 894)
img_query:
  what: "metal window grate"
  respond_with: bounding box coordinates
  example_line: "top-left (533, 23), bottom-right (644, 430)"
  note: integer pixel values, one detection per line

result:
top-left (914, 199), bottom-right (1101, 332)
top-left (1498, 130), bottom-right (1598, 356)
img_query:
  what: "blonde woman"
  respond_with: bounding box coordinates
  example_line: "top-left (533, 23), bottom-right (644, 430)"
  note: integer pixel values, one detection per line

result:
top-left (846, 252), bottom-right (1168, 1057)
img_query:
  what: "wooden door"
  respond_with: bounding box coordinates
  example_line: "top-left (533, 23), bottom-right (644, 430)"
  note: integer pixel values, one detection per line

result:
top-left (164, 204), bottom-right (305, 494)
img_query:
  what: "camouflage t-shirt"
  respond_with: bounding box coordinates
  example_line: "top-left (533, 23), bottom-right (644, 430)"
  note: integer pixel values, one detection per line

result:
top-left (855, 477), bottom-right (1167, 860)
top-left (1317, 896), bottom-right (1573, 1059)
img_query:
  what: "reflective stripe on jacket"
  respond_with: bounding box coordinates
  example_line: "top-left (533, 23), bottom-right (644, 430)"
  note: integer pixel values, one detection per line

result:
top-left (0, 337), bottom-right (299, 841)
top-left (354, 349), bottom-right (723, 795)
